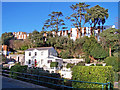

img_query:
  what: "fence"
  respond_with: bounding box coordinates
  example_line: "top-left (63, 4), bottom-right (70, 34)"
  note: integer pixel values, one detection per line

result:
top-left (1, 69), bottom-right (111, 90)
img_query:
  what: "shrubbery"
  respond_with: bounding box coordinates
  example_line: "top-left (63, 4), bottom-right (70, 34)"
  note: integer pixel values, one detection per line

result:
top-left (66, 63), bottom-right (75, 68)
top-left (10, 64), bottom-right (28, 79)
top-left (50, 62), bottom-right (58, 67)
top-left (104, 56), bottom-right (118, 72)
top-left (72, 66), bottom-right (114, 88)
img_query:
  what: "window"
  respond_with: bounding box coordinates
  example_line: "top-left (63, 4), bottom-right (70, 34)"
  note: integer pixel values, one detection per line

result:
top-left (29, 52), bottom-right (31, 56)
top-left (28, 59), bottom-right (31, 64)
top-left (35, 52), bottom-right (37, 56)
top-left (41, 59), bottom-right (43, 64)
top-left (48, 60), bottom-right (52, 63)
top-left (41, 52), bottom-right (43, 55)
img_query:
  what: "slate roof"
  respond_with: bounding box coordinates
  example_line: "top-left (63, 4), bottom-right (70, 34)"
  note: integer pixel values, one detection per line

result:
top-left (25, 47), bottom-right (53, 51)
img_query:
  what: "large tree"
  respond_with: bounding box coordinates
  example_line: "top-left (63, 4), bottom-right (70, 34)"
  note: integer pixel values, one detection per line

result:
top-left (1, 32), bottom-right (14, 46)
top-left (86, 5), bottom-right (109, 35)
top-left (66, 2), bottom-right (90, 37)
top-left (99, 28), bottom-right (119, 57)
top-left (42, 11), bottom-right (67, 35)
top-left (83, 37), bottom-right (108, 60)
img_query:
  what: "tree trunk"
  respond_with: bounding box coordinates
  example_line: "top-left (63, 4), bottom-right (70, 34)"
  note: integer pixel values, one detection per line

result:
top-left (109, 45), bottom-right (111, 57)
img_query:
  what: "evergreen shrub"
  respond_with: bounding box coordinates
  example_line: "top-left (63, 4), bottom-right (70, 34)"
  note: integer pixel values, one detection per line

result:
top-left (72, 66), bottom-right (114, 88)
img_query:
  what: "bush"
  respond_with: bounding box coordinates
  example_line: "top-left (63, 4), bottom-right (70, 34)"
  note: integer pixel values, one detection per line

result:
top-left (66, 63), bottom-right (75, 68)
top-left (104, 56), bottom-right (118, 72)
top-left (96, 64), bottom-right (103, 66)
top-left (72, 66), bottom-right (114, 88)
top-left (50, 62), bottom-right (58, 67)
top-left (85, 55), bottom-right (90, 64)
top-left (10, 64), bottom-right (28, 79)
top-left (90, 64), bottom-right (94, 66)
top-left (76, 62), bottom-right (85, 66)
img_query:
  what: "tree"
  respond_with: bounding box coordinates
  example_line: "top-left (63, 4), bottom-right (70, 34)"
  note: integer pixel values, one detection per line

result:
top-left (42, 11), bottom-right (67, 34)
top-left (74, 36), bottom-right (87, 57)
top-left (83, 37), bottom-right (108, 60)
top-left (29, 30), bottom-right (46, 47)
top-left (66, 2), bottom-right (90, 37)
top-left (99, 28), bottom-right (119, 57)
top-left (1, 32), bottom-right (14, 46)
top-left (104, 56), bottom-right (118, 72)
top-left (86, 5), bottom-right (109, 35)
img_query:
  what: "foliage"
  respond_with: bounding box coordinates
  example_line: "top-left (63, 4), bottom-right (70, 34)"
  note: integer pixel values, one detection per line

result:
top-left (20, 45), bottom-right (29, 50)
top-left (59, 50), bottom-right (73, 59)
top-left (90, 64), bottom-right (94, 66)
top-left (76, 62), bottom-right (85, 66)
top-left (66, 63), bottom-right (75, 68)
top-left (86, 5), bottom-right (109, 30)
top-left (83, 37), bottom-right (108, 59)
top-left (72, 66), bottom-right (114, 88)
top-left (50, 62), bottom-right (58, 67)
top-left (96, 64), bottom-right (103, 66)
top-left (1, 32), bottom-right (14, 46)
top-left (99, 28), bottom-right (119, 56)
top-left (104, 56), bottom-right (118, 72)
top-left (66, 2), bottom-right (90, 28)
top-left (0, 55), bottom-right (7, 62)
top-left (43, 11), bottom-right (67, 32)
top-left (10, 64), bottom-right (28, 79)
top-left (85, 54), bottom-right (90, 63)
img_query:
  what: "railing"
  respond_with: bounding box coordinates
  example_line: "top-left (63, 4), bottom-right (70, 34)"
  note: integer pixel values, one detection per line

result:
top-left (1, 69), bottom-right (111, 90)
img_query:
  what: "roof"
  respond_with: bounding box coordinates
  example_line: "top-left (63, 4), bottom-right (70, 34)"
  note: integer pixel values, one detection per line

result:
top-left (25, 47), bottom-right (53, 51)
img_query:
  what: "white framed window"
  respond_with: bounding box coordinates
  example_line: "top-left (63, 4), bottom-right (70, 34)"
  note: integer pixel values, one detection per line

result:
top-left (35, 52), bottom-right (37, 56)
top-left (29, 52), bottom-right (31, 56)
top-left (28, 59), bottom-right (31, 64)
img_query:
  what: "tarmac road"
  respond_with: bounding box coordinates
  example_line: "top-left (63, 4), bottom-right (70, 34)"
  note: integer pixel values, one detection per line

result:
top-left (1, 75), bottom-right (53, 90)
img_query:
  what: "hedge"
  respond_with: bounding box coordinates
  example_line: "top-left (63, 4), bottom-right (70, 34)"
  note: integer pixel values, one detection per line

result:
top-left (10, 64), bottom-right (28, 79)
top-left (50, 62), bottom-right (58, 67)
top-left (72, 66), bottom-right (114, 88)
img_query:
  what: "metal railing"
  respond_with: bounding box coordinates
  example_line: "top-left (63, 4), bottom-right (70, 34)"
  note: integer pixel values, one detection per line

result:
top-left (1, 69), bottom-right (111, 90)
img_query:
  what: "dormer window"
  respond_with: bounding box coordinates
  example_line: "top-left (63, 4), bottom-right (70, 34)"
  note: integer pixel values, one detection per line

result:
top-left (35, 52), bottom-right (37, 56)
top-left (29, 52), bottom-right (31, 56)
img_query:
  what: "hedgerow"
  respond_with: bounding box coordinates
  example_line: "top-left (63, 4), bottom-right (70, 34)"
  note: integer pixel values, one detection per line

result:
top-left (72, 66), bottom-right (114, 88)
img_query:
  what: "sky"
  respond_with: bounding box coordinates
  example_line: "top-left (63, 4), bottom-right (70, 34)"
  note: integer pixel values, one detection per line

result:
top-left (2, 2), bottom-right (119, 34)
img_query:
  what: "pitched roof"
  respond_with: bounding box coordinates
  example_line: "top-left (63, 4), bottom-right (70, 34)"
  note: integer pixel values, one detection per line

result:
top-left (25, 47), bottom-right (53, 51)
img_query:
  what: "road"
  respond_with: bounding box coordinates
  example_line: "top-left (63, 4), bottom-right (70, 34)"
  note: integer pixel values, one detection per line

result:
top-left (1, 75), bottom-right (53, 89)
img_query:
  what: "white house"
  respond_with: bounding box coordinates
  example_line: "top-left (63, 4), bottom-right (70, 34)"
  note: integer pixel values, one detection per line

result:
top-left (24, 47), bottom-right (63, 73)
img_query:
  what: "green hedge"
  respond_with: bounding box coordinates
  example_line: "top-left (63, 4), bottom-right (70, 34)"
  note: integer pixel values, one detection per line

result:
top-left (72, 66), bottom-right (114, 88)
top-left (50, 62), bottom-right (58, 67)
top-left (10, 64), bottom-right (28, 79)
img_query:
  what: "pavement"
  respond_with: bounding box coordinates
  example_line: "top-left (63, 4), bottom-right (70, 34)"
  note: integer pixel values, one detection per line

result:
top-left (1, 75), bottom-right (53, 90)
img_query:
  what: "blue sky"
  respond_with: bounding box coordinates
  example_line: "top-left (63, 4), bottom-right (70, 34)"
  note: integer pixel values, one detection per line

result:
top-left (2, 2), bottom-right (118, 33)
